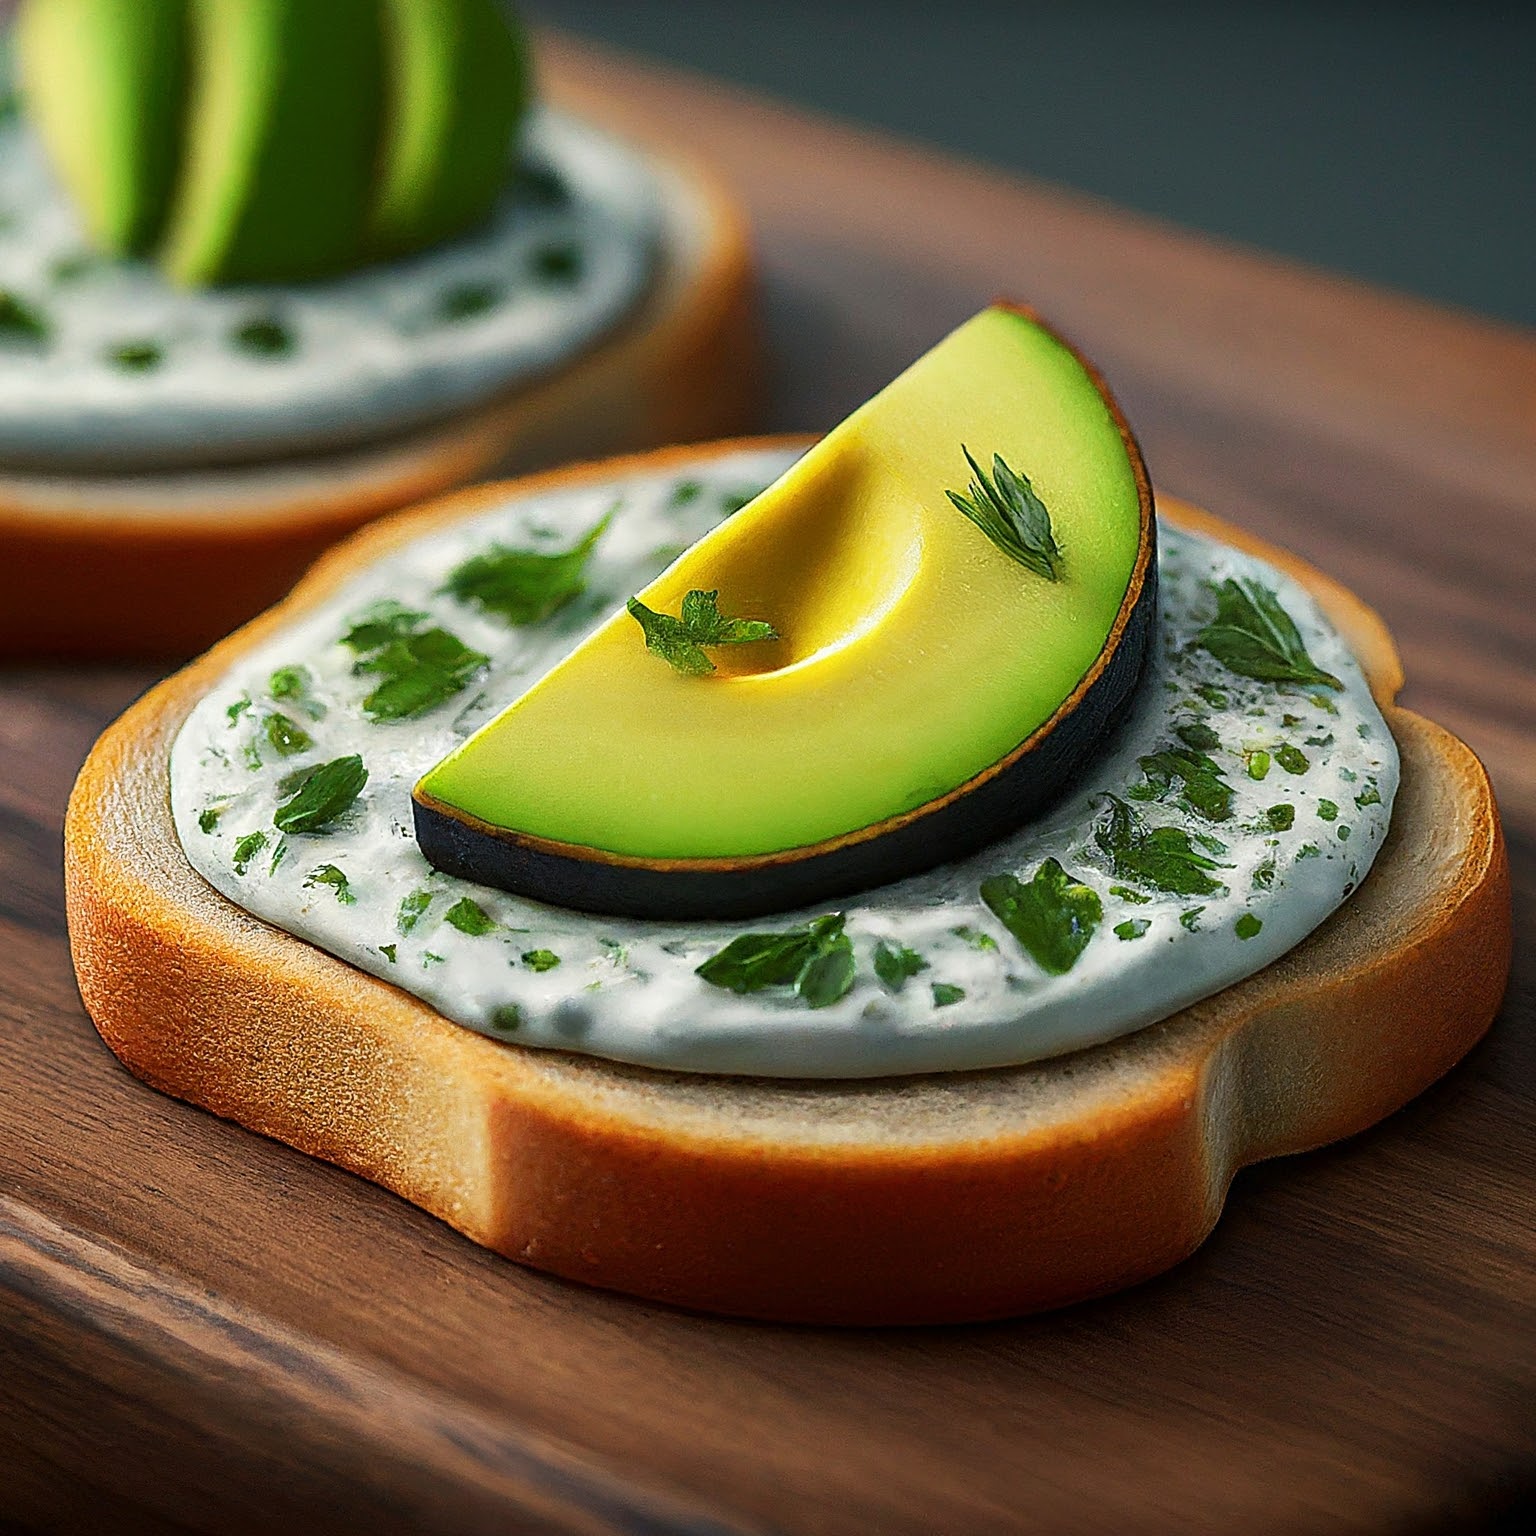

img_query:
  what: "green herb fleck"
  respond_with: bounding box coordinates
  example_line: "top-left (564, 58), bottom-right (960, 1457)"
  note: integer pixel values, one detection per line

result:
top-left (522, 948), bottom-right (562, 973)
top-left (951, 924), bottom-right (998, 952)
top-left (1179, 906), bottom-right (1205, 932)
top-left (945, 447), bottom-right (1062, 580)
top-left (1337, 824), bottom-right (1352, 841)
top-left (226, 694), bottom-right (253, 726)
top-left (233, 316), bottom-right (294, 357)
top-left (1235, 913), bottom-right (1263, 940)
top-left (379, 943), bottom-right (397, 963)
top-left (342, 601), bottom-right (487, 720)
top-left (304, 864), bottom-right (355, 904)
top-left (1136, 749), bottom-right (1233, 821)
top-left (931, 982), bottom-right (966, 1008)
top-left (1196, 684), bottom-right (1229, 708)
top-left (197, 805), bottom-right (224, 834)
top-left (696, 913), bottom-right (853, 1009)
top-left (1317, 799), bottom-right (1339, 822)
top-left (438, 281), bottom-right (501, 321)
top-left (1247, 750), bottom-right (1271, 782)
top-left (668, 480), bottom-right (703, 505)
top-left (1109, 884), bottom-right (1151, 905)
top-left (1297, 842), bottom-right (1322, 860)
top-left (1197, 579), bottom-right (1342, 690)
top-left (1252, 856), bottom-right (1277, 891)
top-left (627, 589), bottom-right (779, 676)
top-left (1176, 719), bottom-right (1221, 752)
top-left (489, 1003), bottom-right (523, 1032)
top-left (1276, 744), bottom-right (1310, 775)
top-left (1265, 804), bottom-right (1296, 832)
top-left (269, 665), bottom-right (309, 700)
top-left (273, 755), bottom-right (367, 833)
top-left (1114, 918), bottom-right (1150, 941)
top-left (268, 837), bottom-right (289, 875)
top-left (445, 896), bottom-right (497, 936)
top-left (1094, 796), bottom-right (1228, 898)
top-left (1355, 784), bottom-right (1382, 808)
top-left (980, 858), bottom-right (1102, 976)
top-left (0, 289), bottom-right (49, 345)
top-left (423, 952), bottom-right (445, 967)
top-left (531, 243), bottom-right (582, 283)
top-left (873, 940), bottom-right (928, 993)
top-left (444, 508), bottom-right (612, 626)
top-left (232, 831), bottom-right (268, 875)
top-left (263, 712), bottom-right (311, 757)
top-left (397, 889), bottom-right (433, 935)
top-left (108, 340), bottom-right (162, 372)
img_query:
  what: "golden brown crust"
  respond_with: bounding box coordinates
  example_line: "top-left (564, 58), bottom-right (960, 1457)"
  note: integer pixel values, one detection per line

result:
top-left (0, 139), bottom-right (758, 660)
top-left (64, 445), bottom-right (1511, 1324)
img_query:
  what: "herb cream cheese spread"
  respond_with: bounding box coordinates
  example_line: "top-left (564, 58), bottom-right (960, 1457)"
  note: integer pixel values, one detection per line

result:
top-left (0, 108), bottom-right (659, 469)
top-left (169, 447), bottom-right (1398, 1078)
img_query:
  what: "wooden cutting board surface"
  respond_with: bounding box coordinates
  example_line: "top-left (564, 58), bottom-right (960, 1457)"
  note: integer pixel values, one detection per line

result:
top-left (2, 33), bottom-right (1533, 1536)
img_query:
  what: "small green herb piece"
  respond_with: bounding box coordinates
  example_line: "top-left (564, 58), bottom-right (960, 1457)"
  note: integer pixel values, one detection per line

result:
top-left (1337, 824), bottom-right (1352, 841)
top-left (1339, 767), bottom-right (1358, 783)
top-left (1115, 918), bottom-right (1150, 941)
top-left (444, 508), bottom-right (612, 626)
top-left (268, 837), bottom-right (289, 874)
top-left (668, 480), bottom-right (703, 506)
top-left (233, 316), bottom-right (294, 357)
top-left (268, 665), bottom-right (309, 701)
top-left (1276, 744), bottom-right (1310, 775)
top-left (627, 589), bottom-right (779, 677)
top-left (1265, 804), bottom-right (1296, 832)
top-left (1355, 784), bottom-right (1382, 808)
top-left (531, 243), bottom-right (582, 283)
top-left (696, 914), bottom-right (853, 1009)
top-left (931, 982), bottom-right (966, 1008)
top-left (1317, 799), bottom-right (1339, 822)
top-left (108, 340), bottom-right (162, 372)
top-left (1176, 720), bottom-right (1221, 752)
top-left (1196, 684), bottom-right (1229, 708)
top-left (522, 948), bottom-right (562, 973)
top-left (951, 924), bottom-right (998, 952)
top-left (873, 940), bottom-right (928, 993)
top-left (1252, 855), bottom-right (1277, 891)
top-left (438, 281), bottom-right (501, 321)
top-left (0, 289), bottom-right (49, 345)
top-left (1109, 884), bottom-right (1150, 905)
top-left (1297, 842), bottom-right (1322, 860)
top-left (342, 601), bottom-right (487, 720)
top-left (1235, 913), bottom-right (1263, 940)
top-left (263, 712), bottom-right (311, 757)
top-left (1094, 796), bottom-right (1229, 898)
top-left (980, 859), bottom-right (1102, 976)
top-left (397, 889), bottom-right (433, 935)
top-left (197, 805), bottom-right (224, 834)
top-left (304, 864), bottom-right (355, 904)
top-left (445, 896), bottom-right (497, 935)
top-left (226, 694), bottom-right (253, 726)
top-left (945, 447), bottom-right (1062, 580)
top-left (423, 952), bottom-right (445, 967)
top-left (1196, 579), bottom-right (1342, 690)
top-left (379, 943), bottom-right (398, 963)
top-left (1247, 750), bottom-right (1271, 782)
top-left (273, 755), bottom-right (367, 833)
top-left (489, 1003), bottom-right (523, 1032)
top-left (1179, 906), bottom-right (1205, 932)
top-left (232, 831), bottom-right (268, 875)
top-left (1136, 749), bottom-right (1233, 821)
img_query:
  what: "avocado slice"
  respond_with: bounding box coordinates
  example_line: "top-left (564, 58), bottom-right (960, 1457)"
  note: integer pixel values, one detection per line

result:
top-left (14, 0), bottom-right (189, 256)
top-left (370, 0), bottom-right (530, 258)
top-left (160, 0), bottom-right (386, 286)
top-left (414, 305), bottom-right (1156, 918)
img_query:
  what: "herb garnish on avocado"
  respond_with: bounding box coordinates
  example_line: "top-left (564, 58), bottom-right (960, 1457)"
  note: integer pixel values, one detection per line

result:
top-left (696, 914), bottom-right (854, 1009)
top-left (444, 508), bottom-right (612, 626)
top-left (1094, 796), bottom-right (1229, 898)
top-left (946, 448), bottom-right (1063, 580)
top-left (273, 755), bottom-right (367, 834)
top-left (1197, 580), bottom-right (1342, 690)
top-left (981, 859), bottom-right (1102, 976)
top-left (342, 602), bottom-right (487, 720)
top-left (627, 589), bottom-right (779, 677)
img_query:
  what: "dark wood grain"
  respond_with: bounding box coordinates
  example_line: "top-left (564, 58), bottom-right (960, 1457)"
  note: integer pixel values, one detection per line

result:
top-left (3, 33), bottom-right (1534, 1535)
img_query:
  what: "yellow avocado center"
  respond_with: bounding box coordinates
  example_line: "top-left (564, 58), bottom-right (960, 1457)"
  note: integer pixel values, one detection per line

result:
top-left (418, 307), bottom-right (1146, 859)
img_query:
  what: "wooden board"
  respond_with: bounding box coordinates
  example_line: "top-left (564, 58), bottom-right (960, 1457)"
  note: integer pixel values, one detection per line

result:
top-left (3, 33), bottom-right (1533, 1534)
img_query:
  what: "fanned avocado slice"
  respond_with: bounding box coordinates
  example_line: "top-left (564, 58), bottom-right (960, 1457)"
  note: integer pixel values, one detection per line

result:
top-left (15, 0), bottom-right (189, 257)
top-left (415, 305), bottom-right (1157, 918)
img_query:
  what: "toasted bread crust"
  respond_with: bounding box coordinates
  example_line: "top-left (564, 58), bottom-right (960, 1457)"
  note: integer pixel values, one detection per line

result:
top-left (1, 138), bottom-right (757, 660)
top-left (64, 444), bottom-right (1512, 1323)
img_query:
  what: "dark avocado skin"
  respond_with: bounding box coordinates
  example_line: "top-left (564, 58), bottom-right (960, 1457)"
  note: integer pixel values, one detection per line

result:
top-left (412, 549), bottom-right (1157, 920)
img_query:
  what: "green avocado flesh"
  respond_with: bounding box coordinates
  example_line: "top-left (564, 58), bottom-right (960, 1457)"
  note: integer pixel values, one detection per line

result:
top-left (14, 0), bottom-right (529, 286)
top-left (15, 0), bottom-right (189, 256)
top-left (418, 306), bottom-right (1149, 864)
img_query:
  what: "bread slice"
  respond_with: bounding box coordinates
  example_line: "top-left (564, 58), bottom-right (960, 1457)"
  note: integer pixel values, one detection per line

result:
top-left (64, 442), bottom-right (1512, 1324)
top-left (2, 141), bottom-right (756, 660)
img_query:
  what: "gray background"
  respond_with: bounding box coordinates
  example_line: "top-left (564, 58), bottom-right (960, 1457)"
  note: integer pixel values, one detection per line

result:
top-left (528, 0), bottom-right (1534, 329)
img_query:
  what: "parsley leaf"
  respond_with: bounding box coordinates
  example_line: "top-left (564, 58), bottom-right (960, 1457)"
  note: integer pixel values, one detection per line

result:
top-left (1317, 799), bottom-right (1340, 822)
top-left (1094, 795), bottom-right (1229, 897)
top-left (273, 755), bottom-right (367, 834)
top-left (397, 889), bottom-right (433, 935)
top-left (1276, 743), bottom-right (1310, 775)
top-left (232, 831), bottom-right (267, 876)
top-left (1196, 580), bottom-right (1342, 690)
top-left (981, 858), bottom-right (1102, 976)
top-left (443, 508), bottom-right (613, 626)
top-left (696, 914), bottom-right (854, 1008)
top-left (1134, 748), bottom-right (1233, 821)
top-left (342, 602), bottom-right (487, 720)
top-left (1115, 918), bottom-right (1150, 941)
top-left (444, 896), bottom-right (497, 935)
top-left (946, 447), bottom-right (1062, 580)
top-left (1235, 913), bottom-right (1263, 940)
top-left (303, 864), bottom-right (355, 904)
top-left (233, 316), bottom-right (294, 357)
top-left (627, 589), bottom-right (779, 676)
top-left (1176, 719), bottom-right (1221, 752)
top-left (873, 940), bottom-right (928, 993)
top-left (1265, 804), bottom-right (1296, 832)
top-left (263, 712), bottom-right (311, 757)
top-left (521, 948), bottom-right (561, 972)
top-left (931, 982), bottom-right (966, 1008)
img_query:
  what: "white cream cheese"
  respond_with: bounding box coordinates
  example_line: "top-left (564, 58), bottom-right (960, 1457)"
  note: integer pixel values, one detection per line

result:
top-left (169, 447), bottom-right (1398, 1078)
top-left (0, 109), bottom-right (659, 469)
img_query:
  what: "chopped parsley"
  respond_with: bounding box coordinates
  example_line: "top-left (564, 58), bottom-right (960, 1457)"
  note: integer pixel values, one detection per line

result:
top-left (627, 589), bottom-right (779, 676)
top-left (668, 480), bottom-right (704, 506)
top-left (438, 281), bottom-right (502, 321)
top-left (1264, 804), bottom-right (1296, 832)
top-left (980, 858), bottom-right (1102, 976)
top-left (1094, 795), bottom-right (1229, 898)
top-left (304, 864), bottom-right (355, 904)
top-left (1133, 748), bottom-right (1233, 821)
top-left (107, 340), bottom-right (163, 372)
top-left (1175, 719), bottom-right (1221, 752)
top-left (1196, 579), bottom-right (1342, 690)
top-left (444, 507), bottom-right (612, 626)
top-left (1276, 744), bottom-right (1310, 775)
top-left (232, 831), bottom-right (268, 875)
top-left (225, 694), bottom-right (253, 726)
top-left (1297, 842), bottom-right (1322, 860)
top-left (273, 755), bottom-right (367, 833)
top-left (1246, 750), bottom-right (1271, 782)
top-left (0, 289), bottom-right (48, 345)
top-left (489, 1003), bottom-right (524, 1032)
top-left (263, 712), bottom-right (311, 757)
top-left (695, 914), bottom-right (853, 1009)
top-left (951, 924), bottom-right (998, 952)
top-left (342, 601), bottom-right (487, 720)
top-left (444, 897), bottom-right (497, 935)
top-left (1235, 913), bottom-right (1264, 940)
top-left (397, 890), bottom-right (433, 935)
top-left (1179, 906), bottom-right (1205, 932)
top-left (1114, 918), bottom-right (1150, 941)
top-left (873, 940), bottom-right (928, 993)
top-left (379, 943), bottom-right (398, 963)
top-left (233, 316), bottom-right (295, 357)
top-left (521, 948), bottom-right (562, 973)
top-left (1317, 799), bottom-right (1340, 822)
top-left (268, 837), bottom-right (289, 875)
top-left (1355, 783), bottom-right (1382, 808)
top-left (197, 805), bottom-right (225, 834)
top-left (945, 447), bottom-right (1062, 580)
top-left (931, 982), bottom-right (966, 1008)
